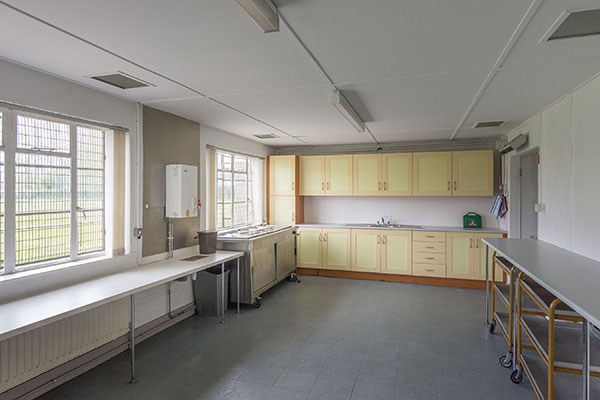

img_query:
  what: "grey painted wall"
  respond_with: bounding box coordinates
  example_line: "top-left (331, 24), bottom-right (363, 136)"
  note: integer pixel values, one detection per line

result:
top-left (142, 106), bottom-right (200, 257)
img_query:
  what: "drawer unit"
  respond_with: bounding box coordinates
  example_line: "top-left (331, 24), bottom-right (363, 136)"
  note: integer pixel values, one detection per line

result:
top-left (413, 241), bottom-right (445, 254)
top-left (413, 252), bottom-right (445, 264)
top-left (413, 263), bottom-right (446, 278)
top-left (413, 231), bottom-right (446, 242)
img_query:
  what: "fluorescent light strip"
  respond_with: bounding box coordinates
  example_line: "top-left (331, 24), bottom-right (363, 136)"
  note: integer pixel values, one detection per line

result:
top-left (235, 0), bottom-right (279, 33)
top-left (331, 90), bottom-right (365, 133)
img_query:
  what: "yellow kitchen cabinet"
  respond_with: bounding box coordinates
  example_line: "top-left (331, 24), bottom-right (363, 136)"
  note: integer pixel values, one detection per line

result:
top-left (297, 227), bottom-right (322, 268)
top-left (326, 155), bottom-right (353, 196)
top-left (323, 228), bottom-right (351, 270)
top-left (353, 154), bottom-right (382, 196)
top-left (269, 196), bottom-right (301, 226)
top-left (381, 230), bottom-right (412, 275)
top-left (382, 153), bottom-right (412, 196)
top-left (299, 156), bottom-right (326, 196)
top-left (351, 229), bottom-right (381, 272)
top-left (412, 152), bottom-right (452, 196)
top-left (269, 155), bottom-right (296, 196)
top-left (446, 232), bottom-right (474, 279)
top-left (473, 233), bottom-right (504, 281)
top-left (452, 150), bottom-right (494, 196)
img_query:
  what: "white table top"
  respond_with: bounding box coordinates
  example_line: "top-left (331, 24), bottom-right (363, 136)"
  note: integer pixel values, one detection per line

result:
top-left (483, 238), bottom-right (600, 328)
top-left (0, 251), bottom-right (243, 341)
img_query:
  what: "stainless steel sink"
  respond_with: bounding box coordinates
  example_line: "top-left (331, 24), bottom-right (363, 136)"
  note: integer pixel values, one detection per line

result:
top-left (345, 223), bottom-right (425, 229)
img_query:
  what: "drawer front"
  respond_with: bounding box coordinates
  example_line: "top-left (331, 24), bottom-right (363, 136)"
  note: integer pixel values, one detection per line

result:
top-left (413, 252), bottom-right (445, 264)
top-left (413, 242), bottom-right (445, 254)
top-left (413, 263), bottom-right (446, 278)
top-left (413, 231), bottom-right (445, 242)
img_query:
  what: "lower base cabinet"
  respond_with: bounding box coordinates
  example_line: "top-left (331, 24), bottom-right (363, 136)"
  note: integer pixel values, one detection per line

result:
top-left (297, 227), bottom-right (351, 270)
top-left (351, 229), bottom-right (412, 274)
top-left (446, 232), bottom-right (504, 280)
top-left (351, 229), bottom-right (381, 272)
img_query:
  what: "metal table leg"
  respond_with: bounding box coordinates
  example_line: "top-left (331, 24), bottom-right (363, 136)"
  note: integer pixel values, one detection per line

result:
top-left (220, 262), bottom-right (225, 324)
top-left (129, 293), bottom-right (137, 384)
top-left (485, 245), bottom-right (490, 324)
top-left (512, 268), bottom-right (518, 370)
top-left (236, 257), bottom-right (240, 314)
top-left (583, 318), bottom-right (590, 400)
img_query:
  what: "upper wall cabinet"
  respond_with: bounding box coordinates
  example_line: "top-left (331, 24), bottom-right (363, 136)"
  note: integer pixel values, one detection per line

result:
top-left (412, 152), bottom-right (452, 196)
top-left (269, 155), bottom-right (296, 196)
top-left (325, 155), bottom-right (353, 196)
top-left (299, 156), bottom-right (326, 196)
top-left (353, 154), bottom-right (382, 196)
top-left (382, 153), bottom-right (412, 196)
top-left (451, 150), bottom-right (494, 197)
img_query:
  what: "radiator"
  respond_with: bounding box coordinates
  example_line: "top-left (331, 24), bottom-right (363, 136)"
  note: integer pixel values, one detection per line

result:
top-left (0, 298), bottom-right (129, 393)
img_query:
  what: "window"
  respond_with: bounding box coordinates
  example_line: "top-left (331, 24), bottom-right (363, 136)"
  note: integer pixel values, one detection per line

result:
top-left (0, 109), bottom-right (113, 274)
top-left (215, 150), bottom-right (262, 229)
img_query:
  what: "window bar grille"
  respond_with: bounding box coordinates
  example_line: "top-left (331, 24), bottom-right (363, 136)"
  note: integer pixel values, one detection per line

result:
top-left (70, 123), bottom-right (77, 260)
top-left (4, 110), bottom-right (16, 273)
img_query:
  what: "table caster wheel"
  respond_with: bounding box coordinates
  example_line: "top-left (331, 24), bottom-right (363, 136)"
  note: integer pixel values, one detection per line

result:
top-left (289, 273), bottom-right (298, 282)
top-left (511, 369), bottom-right (523, 384)
top-left (489, 321), bottom-right (496, 334)
top-left (499, 355), bottom-right (512, 368)
top-left (254, 299), bottom-right (261, 308)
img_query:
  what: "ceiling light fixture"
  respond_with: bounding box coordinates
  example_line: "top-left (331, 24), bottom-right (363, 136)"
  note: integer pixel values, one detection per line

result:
top-left (331, 90), bottom-right (365, 133)
top-left (235, 0), bottom-right (279, 33)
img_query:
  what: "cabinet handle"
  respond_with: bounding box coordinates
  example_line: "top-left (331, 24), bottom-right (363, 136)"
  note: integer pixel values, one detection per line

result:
top-left (292, 182), bottom-right (295, 191)
top-left (426, 246), bottom-right (434, 249)
top-left (476, 239), bottom-right (479, 249)
top-left (324, 233), bottom-right (327, 242)
top-left (447, 181), bottom-right (450, 191)
top-left (454, 181), bottom-right (457, 191)
top-left (327, 182), bottom-right (330, 190)
top-left (321, 182), bottom-right (325, 190)
top-left (291, 212), bottom-right (295, 221)
top-left (377, 235), bottom-right (380, 244)
top-left (383, 235), bottom-right (386, 245)
top-left (470, 238), bottom-right (473, 248)
top-left (378, 182), bottom-right (381, 191)
top-left (384, 182), bottom-right (387, 191)
top-left (426, 235), bottom-right (435, 238)
top-left (425, 268), bottom-right (435, 272)
top-left (319, 233), bottom-right (322, 242)
top-left (426, 257), bottom-right (435, 260)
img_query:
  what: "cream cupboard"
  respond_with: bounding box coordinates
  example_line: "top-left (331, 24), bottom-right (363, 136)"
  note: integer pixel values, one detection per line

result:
top-left (350, 229), bottom-right (412, 274)
top-left (297, 227), bottom-right (351, 270)
top-left (291, 150), bottom-right (493, 199)
top-left (446, 232), bottom-right (504, 280)
top-left (268, 155), bottom-right (303, 225)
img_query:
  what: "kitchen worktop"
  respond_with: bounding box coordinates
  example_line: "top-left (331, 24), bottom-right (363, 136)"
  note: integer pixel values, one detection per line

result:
top-left (296, 222), bottom-right (506, 234)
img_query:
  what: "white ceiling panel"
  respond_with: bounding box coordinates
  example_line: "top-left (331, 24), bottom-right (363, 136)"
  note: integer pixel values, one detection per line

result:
top-left (275, 0), bottom-right (532, 84)
top-left (465, 58), bottom-right (600, 129)
top-left (0, 6), bottom-right (198, 103)
top-left (3, 0), bottom-right (327, 96)
top-left (146, 97), bottom-right (302, 146)
top-left (340, 70), bottom-right (490, 136)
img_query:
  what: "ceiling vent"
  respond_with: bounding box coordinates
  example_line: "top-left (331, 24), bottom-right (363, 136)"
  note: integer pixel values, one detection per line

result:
top-left (473, 120), bottom-right (506, 128)
top-left (499, 134), bottom-right (528, 155)
top-left (546, 9), bottom-right (600, 41)
top-left (254, 134), bottom-right (278, 139)
top-left (89, 72), bottom-right (151, 89)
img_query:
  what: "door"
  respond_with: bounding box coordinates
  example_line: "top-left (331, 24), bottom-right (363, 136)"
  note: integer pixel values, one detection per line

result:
top-left (326, 155), bottom-right (353, 196)
top-left (269, 155), bottom-right (296, 196)
top-left (452, 150), bottom-right (494, 196)
top-left (472, 233), bottom-right (504, 281)
top-left (381, 230), bottom-right (412, 274)
top-left (353, 154), bottom-right (381, 196)
top-left (269, 196), bottom-right (296, 225)
top-left (299, 156), bottom-right (326, 196)
top-left (412, 152), bottom-right (452, 196)
top-left (382, 153), bottom-right (412, 196)
top-left (297, 228), bottom-right (322, 268)
top-left (446, 233), bottom-right (474, 279)
top-left (351, 229), bottom-right (381, 272)
top-left (520, 152), bottom-right (538, 239)
top-left (322, 228), bottom-right (351, 270)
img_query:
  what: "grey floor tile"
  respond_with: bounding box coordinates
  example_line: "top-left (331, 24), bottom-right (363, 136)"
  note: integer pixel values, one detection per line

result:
top-left (350, 379), bottom-right (395, 400)
top-left (274, 368), bottom-right (319, 392)
top-left (322, 357), bottom-right (362, 379)
top-left (310, 375), bottom-right (356, 399)
top-left (358, 359), bottom-right (398, 385)
top-left (237, 362), bottom-right (284, 386)
top-left (288, 352), bottom-right (329, 373)
top-left (394, 386), bottom-right (438, 400)
top-left (216, 379), bottom-right (270, 400)
top-left (263, 387), bottom-right (310, 400)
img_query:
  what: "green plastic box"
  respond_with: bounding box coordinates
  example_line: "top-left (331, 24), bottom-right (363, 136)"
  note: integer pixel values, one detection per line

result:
top-left (463, 212), bottom-right (482, 229)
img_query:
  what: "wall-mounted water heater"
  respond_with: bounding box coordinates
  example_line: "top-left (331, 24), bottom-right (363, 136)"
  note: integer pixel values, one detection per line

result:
top-left (166, 164), bottom-right (198, 218)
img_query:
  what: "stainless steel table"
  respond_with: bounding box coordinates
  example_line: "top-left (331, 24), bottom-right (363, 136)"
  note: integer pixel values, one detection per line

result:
top-left (483, 238), bottom-right (600, 399)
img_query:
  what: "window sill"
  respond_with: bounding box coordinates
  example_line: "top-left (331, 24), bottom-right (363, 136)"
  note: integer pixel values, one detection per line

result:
top-left (0, 255), bottom-right (112, 284)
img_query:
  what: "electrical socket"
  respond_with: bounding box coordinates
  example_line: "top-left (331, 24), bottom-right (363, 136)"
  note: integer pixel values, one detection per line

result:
top-left (534, 203), bottom-right (546, 213)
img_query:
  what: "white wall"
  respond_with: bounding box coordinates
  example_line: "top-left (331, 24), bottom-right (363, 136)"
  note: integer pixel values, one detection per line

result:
top-left (503, 72), bottom-right (600, 261)
top-left (305, 196), bottom-right (499, 228)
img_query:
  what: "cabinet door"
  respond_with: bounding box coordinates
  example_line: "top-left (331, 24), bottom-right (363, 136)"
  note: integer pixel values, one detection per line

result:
top-left (381, 230), bottom-right (412, 275)
top-left (452, 150), bottom-right (494, 196)
top-left (276, 233), bottom-right (297, 279)
top-left (446, 233), bottom-right (474, 279)
top-left (472, 233), bottom-right (504, 281)
top-left (297, 228), bottom-right (322, 268)
top-left (326, 155), bottom-right (353, 196)
top-left (412, 152), bottom-right (452, 196)
top-left (322, 229), bottom-right (351, 270)
top-left (269, 155), bottom-right (296, 196)
top-left (351, 229), bottom-right (381, 273)
top-left (252, 244), bottom-right (276, 291)
top-left (269, 196), bottom-right (296, 225)
top-left (353, 154), bottom-right (382, 196)
top-left (299, 156), bottom-right (326, 195)
top-left (382, 153), bottom-right (412, 196)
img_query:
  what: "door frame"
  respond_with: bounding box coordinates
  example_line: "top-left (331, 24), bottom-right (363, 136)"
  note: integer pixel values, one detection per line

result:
top-left (508, 147), bottom-right (539, 239)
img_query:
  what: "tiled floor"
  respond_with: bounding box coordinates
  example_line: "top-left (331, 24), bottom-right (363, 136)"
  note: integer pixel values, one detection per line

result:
top-left (40, 276), bottom-right (536, 400)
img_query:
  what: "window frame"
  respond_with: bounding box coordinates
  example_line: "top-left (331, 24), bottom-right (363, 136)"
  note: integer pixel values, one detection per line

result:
top-left (0, 108), bottom-right (109, 275)
top-left (215, 150), bottom-right (259, 230)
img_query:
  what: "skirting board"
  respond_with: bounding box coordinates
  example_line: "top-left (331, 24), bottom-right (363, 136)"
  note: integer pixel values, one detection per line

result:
top-left (1, 304), bottom-right (196, 400)
top-left (297, 268), bottom-right (500, 290)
